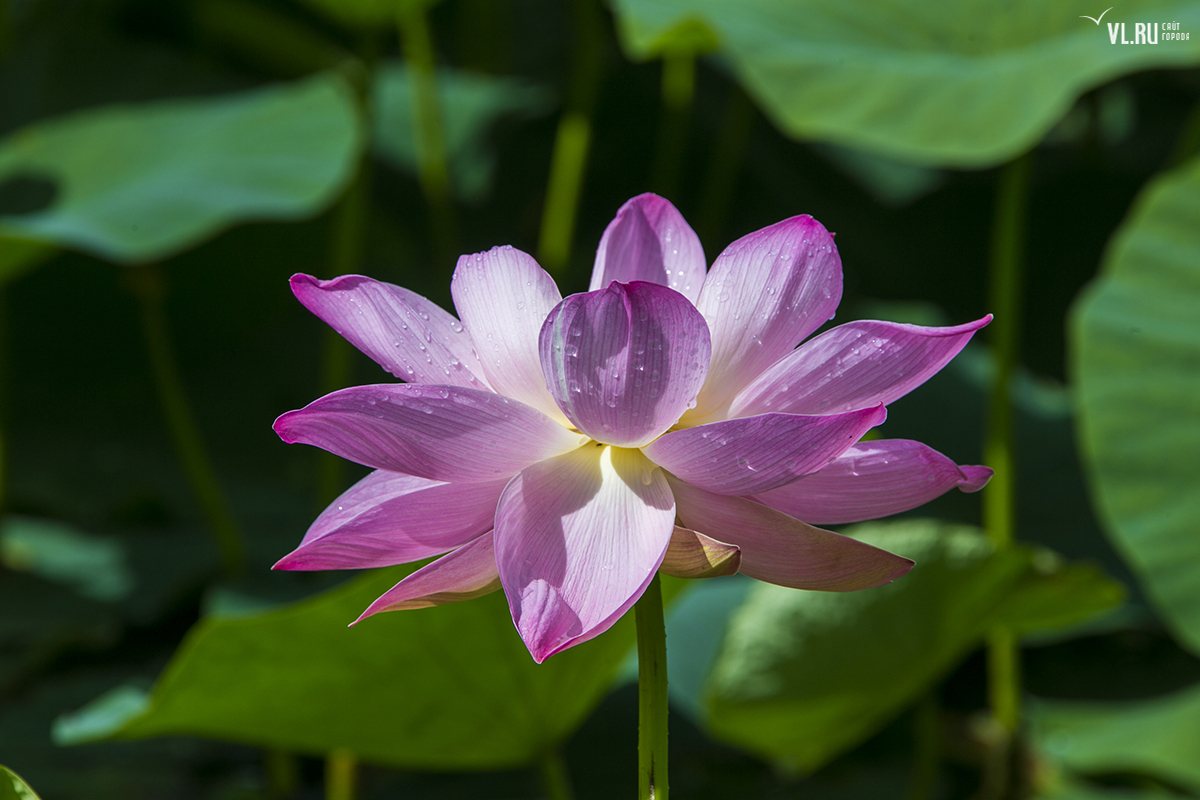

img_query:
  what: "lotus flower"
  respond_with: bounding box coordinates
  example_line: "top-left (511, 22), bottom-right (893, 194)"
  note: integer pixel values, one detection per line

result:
top-left (274, 194), bottom-right (992, 662)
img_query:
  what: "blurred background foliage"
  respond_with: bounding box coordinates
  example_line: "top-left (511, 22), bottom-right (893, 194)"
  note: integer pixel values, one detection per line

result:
top-left (0, 0), bottom-right (1199, 798)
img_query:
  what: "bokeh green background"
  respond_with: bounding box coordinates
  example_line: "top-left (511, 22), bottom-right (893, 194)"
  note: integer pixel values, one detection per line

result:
top-left (1, 0), bottom-right (1199, 798)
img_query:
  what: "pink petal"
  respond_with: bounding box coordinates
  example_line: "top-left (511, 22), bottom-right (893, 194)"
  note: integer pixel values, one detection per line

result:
top-left (589, 193), bottom-right (707, 304)
top-left (274, 384), bottom-right (587, 481)
top-left (752, 440), bottom-right (993, 525)
top-left (273, 470), bottom-right (507, 571)
top-left (290, 274), bottom-right (488, 389)
top-left (450, 246), bottom-right (568, 423)
top-left (495, 445), bottom-right (675, 662)
top-left (539, 281), bottom-right (711, 447)
top-left (687, 216), bottom-right (842, 421)
top-left (642, 406), bottom-right (886, 496)
top-left (730, 316), bottom-right (992, 418)
top-left (354, 532), bottom-right (500, 619)
top-left (660, 526), bottom-right (741, 579)
top-left (669, 477), bottom-right (914, 591)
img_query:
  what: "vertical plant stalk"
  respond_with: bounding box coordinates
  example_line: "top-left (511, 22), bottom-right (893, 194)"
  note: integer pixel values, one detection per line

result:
top-left (696, 88), bottom-right (754, 247)
top-left (326, 749), bottom-right (357, 800)
top-left (537, 0), bottom-right (605, 274)
top-left (539, 750), bottom-right (576, 800)
top-left (651, 50), bottom-right (696, 199)
top-left (128, 265), bottom-right (246, 575)
top-left (979, 153), bottom-right (1032, 799)
top-left (397, 2), bottom-right (456, 270)
top-left (635, 574), bottom-right (669, 800)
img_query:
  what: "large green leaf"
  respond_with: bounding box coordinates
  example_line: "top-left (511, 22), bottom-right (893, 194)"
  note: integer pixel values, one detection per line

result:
top-left (702, 521), bottom-right (1123, 773)
top-left (0, 766), bottom-right (41, 800)
top-left (55, 566), bottom-right (654, 769)
top-left (372, 62), bottom-right (551, 203)
top-left (995, 557), bottom-right (1126, 638)
top-left (1071, 155), bottom-right (1200, 655)
top-left (1030, 683), bottom-right (1200, 794)
top-left (0, 73), bottom-right (361, 264)
top-left (608, 0), bottom-right (1200, 167)
top-left (0, 516), bottom-right (134, 603)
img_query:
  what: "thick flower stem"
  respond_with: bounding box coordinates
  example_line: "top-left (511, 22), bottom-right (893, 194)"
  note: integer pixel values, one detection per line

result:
top-left (128, 264), bottom-right (246, 576)
top-left (697, 87), bottom-right (754, 247)
top-left (325, 749), bottom-right (357, 800)
top-left (635, 573), bottom-right (669, 800)
top-left (651, 50), bottom-right (695, 200)
top-left (537, 0), bottom-right (605, 274)
top-left (982, 152), bottom-right (1031, 763)
top-left (539, 750), bottom-right (576, 800)
top-left (397, 2), bottom-right (457, 272)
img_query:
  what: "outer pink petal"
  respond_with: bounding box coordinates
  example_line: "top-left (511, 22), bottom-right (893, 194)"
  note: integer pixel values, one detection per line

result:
top-left (354, 532), bottom-right (500, 619)
top-left (729, 316), bottom-right (992, 418)
top-left (669, 477), bottom-right (914, 591)
top-left (495, 445), bottom-right (675, 662)
top-left (539, 281), bottom-right (711, 447)
top-left (589, 193), bottom-right (706, 304)
top-left (273, 470), bottom-right (507, 571)
top-left (752, 440), bottom-right (993, 525)
top-left (660, 526), bottom-right (741, 579)
top-left (642, 406), bottom-right (886, 496)
top-left (290, 274), bottom-right (488, 389)
top-left (273, 384), bottom-right (586, 481)
top-left (688, 215), bottom-right (842, 420)
top-left (451, 246), bottom-right (568, 423)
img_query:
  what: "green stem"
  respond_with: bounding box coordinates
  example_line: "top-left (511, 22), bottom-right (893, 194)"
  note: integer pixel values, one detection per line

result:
top-left (397, 3), bottom-right (456, 272)
top-left (651, 51), bottom-right (696, 199)
top-left (539, 749), bottom-right (575, 800)
top-left (983, 153), bottom-right (1031, 737)
top-left (128, 265), bottom-right (246, 576)
top-left (635, 574), bottom-right (669, 800)
top-left (697, 87), bottom-right (754, 248)
top-left (537, 0), bottom-right (604, 274)
top-left (325, 749), bottom-right (357, 800)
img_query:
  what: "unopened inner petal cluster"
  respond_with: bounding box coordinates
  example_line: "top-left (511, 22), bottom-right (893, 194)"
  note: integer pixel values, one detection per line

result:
top-left (274, 193), bottom-right (992, 662)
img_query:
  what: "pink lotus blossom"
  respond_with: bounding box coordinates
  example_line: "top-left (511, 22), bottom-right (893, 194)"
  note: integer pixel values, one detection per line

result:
top-left (274, 194), bottom-right (992, 662)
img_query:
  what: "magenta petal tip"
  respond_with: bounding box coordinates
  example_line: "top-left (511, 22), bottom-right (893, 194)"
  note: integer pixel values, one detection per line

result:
top-left (958, 465), bottom-right (994, 492)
